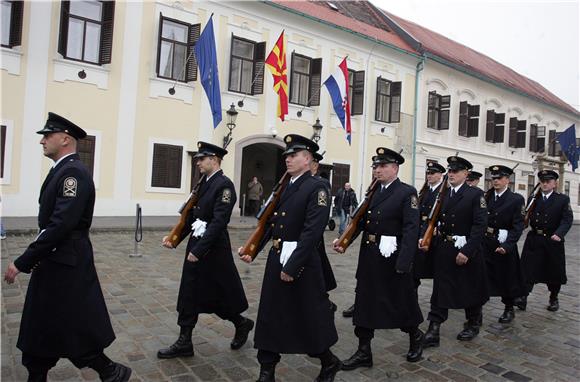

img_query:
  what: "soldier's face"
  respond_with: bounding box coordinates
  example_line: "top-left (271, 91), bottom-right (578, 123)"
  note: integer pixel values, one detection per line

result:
top-left (39, 132), bottom-right (67, 160)
top-left (373, 163), bottom-right (398, 183)
top-left (466, 178), bottom-right (479, 187)
top-left (285, 150), bottom-right (310, 176)
top-left (197, 156), bottom-right (215, 174)
top-left (540, 179), bottom-right (557, 192)
top-left (310, 161), bottom-right (319, 174)
top-left (426, 171), bottom-right (442, 185)
top-left (448, 169), bottom-right (467, 186)
top-left (492, 176), bottom-right (509, 190)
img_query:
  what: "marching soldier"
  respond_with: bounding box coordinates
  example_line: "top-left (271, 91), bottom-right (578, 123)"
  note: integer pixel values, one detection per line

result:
top-left (312, 152), bottom-right (338, 312)
top-left (4, 113), bottom-right (131, 382)
top-left (466, 170), bottom-right (483, 188)
top-left (414, 161), bottom-right (446, 285)
top-left (420, 156), bottom-right (488, 347)
top-left (240, 135), bottom-right (341, 382)
top-left (482, 165), bottom-right (525, 323)
top-left (158, 142), bottom-right (253, 358)
top-left (518, 170), bottom-right (573, 312)
top-left (334, 147), bottom-right (424, 368)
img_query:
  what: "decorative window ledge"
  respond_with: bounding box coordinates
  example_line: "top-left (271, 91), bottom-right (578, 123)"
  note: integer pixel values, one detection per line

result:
top-left (370, 121), bottom-right (395, 138)
top-left (1, 47), bottom-right (22, 75)
top-left (287, 103), bottom-right (315, 123)
top-left (223, 91), bottom-right (259, 116)
top-left (149, 77), bottom-right (195, 104)
top-left (53, 58), bottom-right (110, 89)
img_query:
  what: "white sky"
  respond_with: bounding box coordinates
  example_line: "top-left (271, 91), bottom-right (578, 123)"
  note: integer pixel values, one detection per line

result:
top-left (371, 0), bottom-right (580, 111)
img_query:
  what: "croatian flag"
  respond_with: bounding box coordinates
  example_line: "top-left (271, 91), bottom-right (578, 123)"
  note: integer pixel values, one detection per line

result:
top-left (323, 57), bottom-right (351, 144)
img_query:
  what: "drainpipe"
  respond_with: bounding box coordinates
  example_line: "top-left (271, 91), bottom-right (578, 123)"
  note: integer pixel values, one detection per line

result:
top-left (412, 56), bottom-right (425, 187)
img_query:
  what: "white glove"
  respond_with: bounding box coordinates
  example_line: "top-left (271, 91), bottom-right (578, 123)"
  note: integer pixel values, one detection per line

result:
top-left (498, 229), bottom-right (508, 244)
top-left (379, 236), bottom-right (398, 258)
top-left (452, 235), bottom-right (467, 249)
top-left (191, 219), bottom-right (207, 238)
top-left (280, 241), bottom-right (297, 266)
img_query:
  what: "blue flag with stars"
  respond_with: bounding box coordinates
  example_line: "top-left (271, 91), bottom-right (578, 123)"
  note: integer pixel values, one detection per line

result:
top-left (558, 124), bottom-right (578, 171)
top-left (195, 16), bottom-right (222, 128)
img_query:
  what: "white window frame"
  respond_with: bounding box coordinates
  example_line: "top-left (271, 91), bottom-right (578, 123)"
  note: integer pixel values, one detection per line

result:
top-left (146, 137), bottom-right (188, 194)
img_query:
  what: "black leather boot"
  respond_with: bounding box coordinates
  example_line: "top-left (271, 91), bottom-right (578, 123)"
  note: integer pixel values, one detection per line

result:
top-left (457, 317), bottom-right (481, 341)
top-left (341, 343), bottom-right (372, 371)
top-left (329, 301), bottom-right (338, 312)
top-left (423, 321), bottom-right (440, 348)
top-left (157, 326), bottom-right (194, 359)
top-left (256, 362), bottom-right (276, 382)
top-left (316, 354), bottom-right (341, 382)
top-left (231, 317), bottom-right (255, 350)
top-left (97, 362), bottom-right (132, 382)
top-left (27, 370), bottom-right (48, 382)
top-left (498, 306), bottom-right (515, 323)
top-left (406, 328), bottom-right (424, 362)
top-left (342, 304), bottom-right (355, 318)
top-left (547, 295), bottom-right (559, 312)
top-left (514, 296), bottom-right (527, 311)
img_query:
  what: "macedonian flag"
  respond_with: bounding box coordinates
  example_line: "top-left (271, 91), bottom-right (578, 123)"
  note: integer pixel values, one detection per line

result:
top-left (265, 31), bottom-right (288, 121)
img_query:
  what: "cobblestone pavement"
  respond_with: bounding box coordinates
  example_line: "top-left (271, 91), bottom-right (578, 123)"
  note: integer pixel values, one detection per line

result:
top-left (2, 227), bottom-right (579, 382)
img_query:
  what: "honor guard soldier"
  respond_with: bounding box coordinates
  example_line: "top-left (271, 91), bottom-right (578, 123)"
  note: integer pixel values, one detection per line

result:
top-left (158, 142), bottom-right (253, 358)
top-left (241, 135), bottom-right (341, 382)
top-left (483, 165), bottom-right (525, 324)
top-left (518, 170), bottom-right (573, 312)
top-left (466, 170), bottom-right (483, 188)
top-left (421, 155), bottom-right (488, 347)
top-left (311, 152), bottom-right (338, 312)
top-left (414, 161), bottom-right (446, 284)
top-left (334, 147), bottom-right (424, 368)
top-left (4, 113), bottom-right (131, 382)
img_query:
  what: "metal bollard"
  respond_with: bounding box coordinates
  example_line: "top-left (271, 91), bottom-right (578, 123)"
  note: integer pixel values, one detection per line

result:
top-left (129, 203), bottom-right (143, 257)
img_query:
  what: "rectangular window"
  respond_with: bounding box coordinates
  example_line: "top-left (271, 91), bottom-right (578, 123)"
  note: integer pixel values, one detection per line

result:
top-left (151, 143), bottom-right (183, 188)
top-left (0, 124), bottom-right (6, 179)
top-left (331, 163), bottom-right (350, 196)
top-left (289, 53), bottom-right (322, 106)
top-left (348, 69), bottom-right (365, 115)
top-left (486, 110), bottom-right (505, 143)
top-left (529, 124), bottom-right (546, 153)
top-left (548, 130), bottom-right (562, 157)
top-left (1, 0), bottom-right (23, 48)
top-left (564, 181), bottom-right (570, 197)
top-left (78, 135), bottom-right (96, 178)
top-left (58, 0), bottom-right (115, 65)
top-left (228, 35), bottom-right (266, 95)
top-left (527, 174), bottom-right (535, 198)
top-left (427, 91), bottom-right (450, 130)
top-left (458, 101), bottom-right (480, 137)
top-left (156, 14), bottom-right (200, 82)
top-left (375, 77), bottom-right (401, 123)
top-left (509, 117), bottom-right (526, 148)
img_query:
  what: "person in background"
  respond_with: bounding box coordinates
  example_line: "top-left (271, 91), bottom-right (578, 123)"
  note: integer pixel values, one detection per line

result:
top-left (247, 176), bottom-right (263, 216)
top-left (466, 171), bottom-right (482, 188)
top-left (335, 183), bottom-right (358, 236)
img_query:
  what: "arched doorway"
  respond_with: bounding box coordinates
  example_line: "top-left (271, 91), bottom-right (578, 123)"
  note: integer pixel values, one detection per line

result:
top-left (234, 135), bottom-right (286, 216)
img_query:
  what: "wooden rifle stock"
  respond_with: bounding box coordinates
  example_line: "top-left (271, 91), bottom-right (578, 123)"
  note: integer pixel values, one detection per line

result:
top-left (166, 178), bottom-right (204, 248)
top-left (337, 178), bottom-right (379, 251)
top-left (239, 171), bottom-right (291, 259)
top-left (420, 174), bottom-right (449, 250)
top-left (524, 183), bottom-right (541, 228)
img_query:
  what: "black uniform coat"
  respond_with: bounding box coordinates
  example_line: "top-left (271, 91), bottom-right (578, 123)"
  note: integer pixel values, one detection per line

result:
top-left (352, 178), bottom-right (423, 329)
top-left (521, 192), bottom-right (574, 286)
top-left (483, 189), bottom-right (525, 298)
top-left (431, 183), bottom-right (489, 309)
top-left (177, 170), bottom-right (248, 316)
top-left (414, 182), bottom-right (443, 279)
top-left (14, 154), bottom-right (115, 358)
top-left (314, 174), bottom-right (337, 292)
top-left (254, 173), bottom-right (338, 355)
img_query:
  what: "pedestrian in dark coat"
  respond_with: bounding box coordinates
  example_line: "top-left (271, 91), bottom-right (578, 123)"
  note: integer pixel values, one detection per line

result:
top-left (158, 142), bottom-right (253, 359)
top-left (4, 112), bottom-right (131, 382)
top-left (421, 155), bottom-right (488, 348)
top-left (519, 169), bottom-right (573, 312)
top-left (482, 165), bottom-right (525, 324)
top-left (334, 147), bottom-right (424, 369)
top-left (240, 135), bottom-right (341, 382)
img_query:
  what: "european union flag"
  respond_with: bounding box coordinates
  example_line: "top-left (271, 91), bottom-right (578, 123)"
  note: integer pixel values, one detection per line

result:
top-left (558, 124), bottom-right (578, 171)
top-left (195, 16), bottom-right (222, 128)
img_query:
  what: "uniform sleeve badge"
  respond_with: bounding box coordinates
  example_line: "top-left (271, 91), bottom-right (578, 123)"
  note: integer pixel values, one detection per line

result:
top-left (63, 177), bottom-right (77, 197)
top-left (221, 188), bottom-right (232, 203)
top-left (317, 189), bottom-right (328, 206)
top-left (411, 195), bottom-right (419, 209)
top-left (480, 196), bottom-right (487, 208)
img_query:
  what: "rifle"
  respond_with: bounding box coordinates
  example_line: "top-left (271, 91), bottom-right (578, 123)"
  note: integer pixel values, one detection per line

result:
top-left (239, 171), bottom-right (291, 259)
top-left (420, 174), bottom-right (450, 250)
top-left (524, 182), bottom-right (541, 228)
top-left (166, 177), bottom-right (204, 248)
top-left (336, 178), bottom-right (379, 251)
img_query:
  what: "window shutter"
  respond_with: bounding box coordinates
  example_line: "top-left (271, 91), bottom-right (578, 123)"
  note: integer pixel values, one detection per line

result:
top-left (440, 109), bottom-right (450, 130)
top-left (351, 70), bottom-right (365, 115)
top-left (441, 95), bottom-right (451, 108)
top-left (252, 41), bottom-right (266, 95)
top-left (155, 14), bottom-right (163, 76)
top-left (289, 52), bottom-right (296, 104)
top-left (99, 1), bottom-right (115, 65)
top-left (486, 110), bottom-right (495, 142)
top-left (469, 104), bottom-right (480, 117)
top-left (517, 120), bottom-right (526, 148)
top-left (152, 144), bottom-right (183, 188)
top-left (458, 101), bottom-right (468, 136)
top-left (494, 113), bottom-right (505, 143)
top-left (78, 135), bottom-right (96, 178)
top-left (529, 124), bottom-right (538, 152)
top-left (374, 77), bottom-right (381, 121)
top-left (389, 81), bottom-right (401, 123)
top-left (467, 104), bottom-right (479, 137)
top-left (186, 22), bottom-right (201, 82)
top-left (58, 1), bottom-right (71, 56)
top-left (508, 117), bottom-right (517, 147)
top-left (9, 0), bottom-right (24, 47)
top-left (308, 58), bottom-right (322, 106)
top-left (0, 125), bottom-right (6, 179)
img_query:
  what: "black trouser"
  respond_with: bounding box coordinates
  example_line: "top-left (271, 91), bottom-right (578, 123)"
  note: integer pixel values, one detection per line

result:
top-left (178, 310), bottom-right (243, 329)
top-left (248, 200), bottom-right (260, 216)
top-left (257, 349), bottom-right (335, 366)
top-left (523, 283), bottom-right (561, 297)
top-left (354, 325), bottom-right (417, 345)
top-left (23, 351), bottom-right (111, 378)
top-left (427, 304), bottom-right (482, 324)
top-left (501, 297), bottom-right (514, 307)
